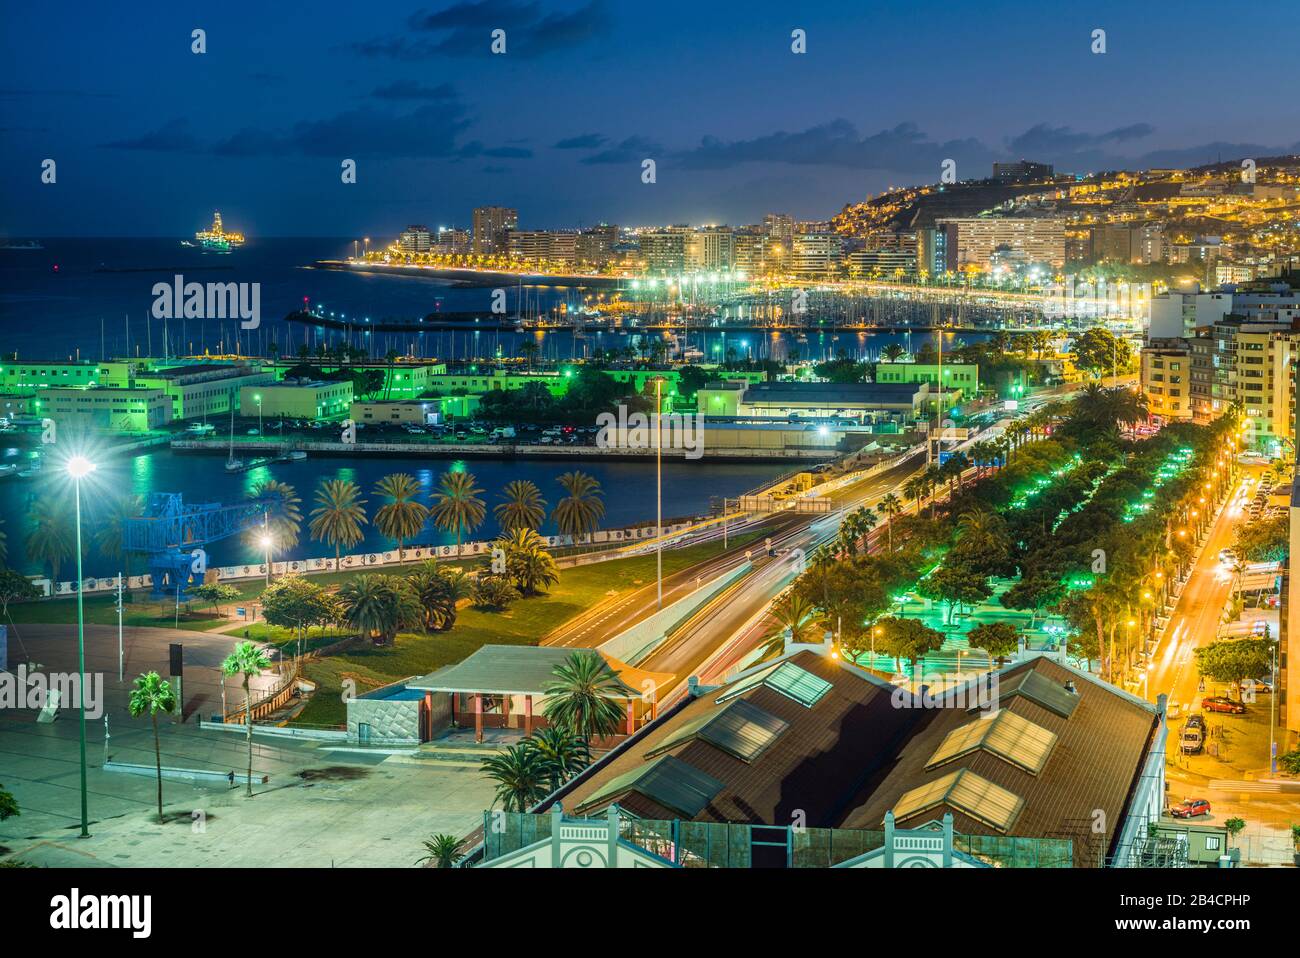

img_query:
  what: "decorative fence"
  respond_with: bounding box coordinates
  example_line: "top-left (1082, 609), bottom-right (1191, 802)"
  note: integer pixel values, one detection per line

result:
top-left (36, 518), bottom-right (704, 597)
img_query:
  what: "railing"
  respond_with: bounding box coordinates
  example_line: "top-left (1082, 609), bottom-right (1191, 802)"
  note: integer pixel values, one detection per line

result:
top-left (223, 660), bottom-right (299, 725)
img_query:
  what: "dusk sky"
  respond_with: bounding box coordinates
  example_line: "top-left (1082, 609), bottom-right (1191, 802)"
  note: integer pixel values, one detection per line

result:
top-left (3, 0), bottom-right (1298, 237)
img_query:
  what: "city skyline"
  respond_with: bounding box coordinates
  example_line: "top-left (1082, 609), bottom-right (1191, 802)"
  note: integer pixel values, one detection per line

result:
top-left (3, 0), bottom-right (1300, 236)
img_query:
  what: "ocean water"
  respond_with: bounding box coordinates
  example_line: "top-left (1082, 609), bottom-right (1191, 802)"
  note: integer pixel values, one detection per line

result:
top-left (0, 237), bottom-right (965, 364)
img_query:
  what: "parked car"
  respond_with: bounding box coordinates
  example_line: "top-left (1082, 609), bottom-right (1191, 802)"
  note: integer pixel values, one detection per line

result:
top-left (1179, 726), bottom-right (1204, 754)
top-left (1185, 713), bottom-right (1205, 730)
top-left (1201, 696), bottom-right (1247, 714)
top-left (1170, 798), bottom-right (1212, 819)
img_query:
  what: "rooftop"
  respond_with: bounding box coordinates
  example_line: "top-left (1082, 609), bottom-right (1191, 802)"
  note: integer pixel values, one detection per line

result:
top-left (552, 650), bottom-right (1159, 861)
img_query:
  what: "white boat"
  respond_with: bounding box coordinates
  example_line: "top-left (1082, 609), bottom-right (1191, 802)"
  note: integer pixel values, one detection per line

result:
top-left (0, 464), bottom-right (18, 478)
top-left (17, 459), bottom-right (42, 478)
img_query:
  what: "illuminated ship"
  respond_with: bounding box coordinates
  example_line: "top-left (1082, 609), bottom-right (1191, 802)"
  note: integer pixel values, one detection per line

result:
top-left (194, 211), bottom-right (245, 252)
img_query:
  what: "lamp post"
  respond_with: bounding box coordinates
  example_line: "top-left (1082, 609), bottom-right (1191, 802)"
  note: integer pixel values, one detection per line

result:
top-left (260, 532), bottom-right (273, 586)
top-left (68, 454), bottom-right (96, 838)
top-left (254, 393), bottom-right (263, 437)
top-left (651, 376), bottom-right (665, 609)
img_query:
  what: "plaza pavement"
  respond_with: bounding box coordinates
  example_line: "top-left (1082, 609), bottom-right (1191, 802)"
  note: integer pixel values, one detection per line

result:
top-left (0, 623), bottom-right (496, 867)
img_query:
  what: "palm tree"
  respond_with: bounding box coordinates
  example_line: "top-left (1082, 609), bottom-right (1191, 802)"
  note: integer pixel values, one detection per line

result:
top-left (95, 493), bottom-right (143, 577)
top-left (497, 528), bottom-right (559, 595)
top-left (527, 726), bottom-right (590, 792)
top-left (220, 642), bottom-right (272, 798)
top-left (758, 592), bottom-right (821, 660)
top-left (407, 560), bottom-right (450, 631)
top-left (430, 470), bottom-right (486, 554)
top-left (339, 573), bottom-right (421, 645)
top-left (471, 575), bottom-right (521, 611)
top-left (128, 671), bottom-right (177, 822)
top-left (902, 476), bottom-right (926, 516)
top-left (551, 471), bottom-right (605, 543)
top-left (435, 568), bottom-right (471, 630)
top-left (248, 480), bottom-right (302, 576)
top-left (482, 742), bottom-right (550, 812)
top-left (415, 833), bottom-right (465, 868)
top-left (878, 493), bottom-right (903, 552)
top-left (922, 465), bottom-right (943, 517)
top-left (542, 652), bottom-right (628, 743)
top-left (373, 473), bottom-right (429, 562)
top-left (309, 479), bottom-right (367, 568)
top-left (881, 343), bottom-right (908, 363)
top-left (0, 516), bottom-right (7, 566)
top-left (26, 496), bottom-right (74, 582)
top-left (495, 480), bottom-right (546, 532)
top-left (838, 506), bottom-right (877, 557)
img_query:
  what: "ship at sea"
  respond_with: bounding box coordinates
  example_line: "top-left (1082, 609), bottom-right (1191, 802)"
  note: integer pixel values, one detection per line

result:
top-left (193, 211), bottom-right (245, 252)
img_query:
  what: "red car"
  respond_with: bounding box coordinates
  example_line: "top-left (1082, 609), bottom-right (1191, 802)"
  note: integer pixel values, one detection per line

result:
top-left (1170, 798), bottom-right (1212, 819)
top-left (1201, 696), bottom-right (1247, 714)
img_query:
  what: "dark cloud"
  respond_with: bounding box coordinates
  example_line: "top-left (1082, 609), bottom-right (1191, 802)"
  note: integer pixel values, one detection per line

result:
top-left (553, 132), bottom-right (606, 149)
top-left (580, 135), bottom-right (663, 165)
top-left (102, 118), bottom-right (200, 152)
top-left (674, 120), bottom-right (992, 173)
top-left (351, 0), bottom-right (609, 59)
top-left (1006, 122), bottom-right (1155, 156)
top-left (0, 88), bottom-right (118, 98)
top-left (458, 140), bottom-right (533, 158)
top-left (212, 102), bottom-right (474, 157)
top-left (368, 80), bottom-right (458, 101)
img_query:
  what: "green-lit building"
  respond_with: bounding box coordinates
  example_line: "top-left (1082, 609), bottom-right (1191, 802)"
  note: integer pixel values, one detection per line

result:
top-left (874, 361), bottom-right (980, 395)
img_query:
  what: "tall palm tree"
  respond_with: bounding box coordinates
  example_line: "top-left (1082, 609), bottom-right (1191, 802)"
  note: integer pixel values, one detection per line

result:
top-left (881, 343), bottom-right (908, 363)
top-left (922, 465), bottom-right (943, 517)
top-left (248, 480), bottom-right (302, 576)
top-left (373, 473), bottom-right (429, 562)
top-left (220, 642), bottom-right (271, 798)
top-left (128, 671), bottom-right (177, 822)
top-left (551, 471), bottom-right (605, 543)
top-left (758, 592), bottom-right (821, 660)
top-left (95, 493), bottom-right (143, 577)
top-left (0, 516), bottom-right (8, 567)
top-left (416, 834), bottom-right (465, 868)
top-left (527, 726), bottom-right (591, 793)
top-left (26, 496), bottom-right (74, 582)
top-left (902, 476), bottom-right (926, 516)
top-left (542, 652), bottom-right (628, 743)
top-left (878, 493), bottom-right (903, 552)
top-left (482, 743), bottom-right (550, 812)
top-left (495, 480), bottom-right (546, 532)
top-left (308, 479), bottom-right (367, 568)
top-left (430, 470), bottom-right (486, 553)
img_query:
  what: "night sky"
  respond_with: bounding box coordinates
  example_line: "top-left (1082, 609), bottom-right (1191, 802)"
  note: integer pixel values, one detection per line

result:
top-left (3, 0), bottom-right (1298, 237)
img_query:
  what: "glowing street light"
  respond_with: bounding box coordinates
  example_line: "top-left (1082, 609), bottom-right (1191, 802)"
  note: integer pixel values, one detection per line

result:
top-left (67, 454), bottom-right (97, 838)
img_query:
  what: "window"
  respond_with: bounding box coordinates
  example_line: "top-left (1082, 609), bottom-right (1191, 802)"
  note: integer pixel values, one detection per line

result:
top-left (926, 709), bottom-right (1057, 774)
top-left (891, 769), bottom-right (1024, 833)
top-left (1205, 836), bottom-right (1221, 851)
top-left (646, 699), bottom-right (789, 763)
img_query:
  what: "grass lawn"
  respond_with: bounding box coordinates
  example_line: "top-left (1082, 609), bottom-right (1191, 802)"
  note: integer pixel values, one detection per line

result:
top-left (291, 532), bottom-right (760, 727)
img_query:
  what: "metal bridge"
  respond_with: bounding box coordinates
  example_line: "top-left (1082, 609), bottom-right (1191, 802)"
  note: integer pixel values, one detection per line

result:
top-left (124, 492), bottom-right (278, 599)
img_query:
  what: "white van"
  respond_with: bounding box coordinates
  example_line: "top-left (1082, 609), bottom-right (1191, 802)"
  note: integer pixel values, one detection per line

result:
top-left (1179, 725), bottom-right (1204, 755)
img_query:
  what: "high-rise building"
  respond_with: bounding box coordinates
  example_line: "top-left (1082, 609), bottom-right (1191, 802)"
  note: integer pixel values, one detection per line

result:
top-left (472, 206), bottom-right (518, 255)
top-left (992, 160), bottom-right (1054, 184)
top-left (792, 232), bottom-right (843, 278)
top-left (576, 225), bottom-right (620, 269)
top-left (1093, 223), bottom-right (1165, 265)
top-left (1139, 341), bottom-right (1194, 421)
top-left (506, 231), bottom-right (578, 268)
top-left (685, 227), bottom-right (735, 272)
top-left (639, 228), bottom-right (690, 274)
top-left (764, 213), bottom-right (795, 244)
top-left (398, 225), bottom-right (433, 252)
top-left (936, 216), bottom-right (1066, 271)
top-left (435, 227), bottom-right (471, 255)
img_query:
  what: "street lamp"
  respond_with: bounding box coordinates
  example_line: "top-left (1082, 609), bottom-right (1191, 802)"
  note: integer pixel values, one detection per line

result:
top-left (260, 532), bottom-right (273, 585)
top-left (651, 376), bottom-right (666, 608)
top-left (254, 393), bottom-right (263, 436)
top-left (67, 454), bottom-right (96, 838)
